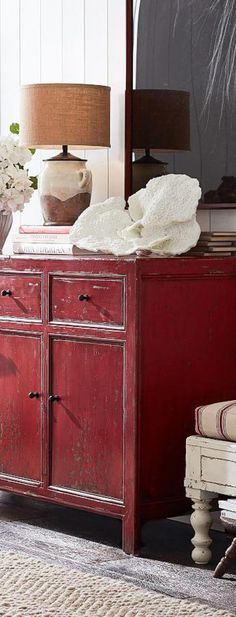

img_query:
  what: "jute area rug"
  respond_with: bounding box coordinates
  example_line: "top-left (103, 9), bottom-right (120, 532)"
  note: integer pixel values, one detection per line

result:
top-left (0, 549), bottom-right (234, 617)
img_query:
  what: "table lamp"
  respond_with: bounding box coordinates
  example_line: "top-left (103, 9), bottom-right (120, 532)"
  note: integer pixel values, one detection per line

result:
top-left (19, 83), bottom-right (110, 226)
top-left (132, 89), bottom-right (190, 192)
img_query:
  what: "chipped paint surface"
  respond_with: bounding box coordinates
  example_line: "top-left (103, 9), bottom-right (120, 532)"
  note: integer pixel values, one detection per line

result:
top-left (50, 275), bottom-right (125, 328)
top-left (2, 254), bottom-right (236, 555)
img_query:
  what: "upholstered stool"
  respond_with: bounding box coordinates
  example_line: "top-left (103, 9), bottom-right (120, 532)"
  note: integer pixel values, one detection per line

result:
top-left (185, 435), bottom-right (236, 565)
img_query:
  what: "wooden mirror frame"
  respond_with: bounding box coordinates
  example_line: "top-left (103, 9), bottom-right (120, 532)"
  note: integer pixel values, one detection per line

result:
top-left (125, 0), bottom-right (133, 202)
top-left (125, 0), bottom-right (236, 210)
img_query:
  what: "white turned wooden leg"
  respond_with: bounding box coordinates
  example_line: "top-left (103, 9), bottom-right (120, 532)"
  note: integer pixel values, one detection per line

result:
top-left (190, 498), bottom-right (212, 564)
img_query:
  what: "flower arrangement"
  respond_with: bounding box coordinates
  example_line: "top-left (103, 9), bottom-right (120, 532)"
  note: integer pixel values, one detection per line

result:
top-left (0, 123), bottom-right (37, 216)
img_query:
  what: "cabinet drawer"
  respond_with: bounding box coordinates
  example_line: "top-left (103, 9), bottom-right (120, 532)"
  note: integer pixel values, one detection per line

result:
top-left (201, 455), bottom-right (236, 489)
top-left (50, 275), bottom-right (125, 328)
top-left (0, 272), bottom-right (42, 321)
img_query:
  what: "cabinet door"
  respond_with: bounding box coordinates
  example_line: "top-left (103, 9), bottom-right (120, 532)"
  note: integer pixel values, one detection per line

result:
top-left (49, 337), bottom-right (124, 500)
top-left (0, 332), bottom-right (42, 482)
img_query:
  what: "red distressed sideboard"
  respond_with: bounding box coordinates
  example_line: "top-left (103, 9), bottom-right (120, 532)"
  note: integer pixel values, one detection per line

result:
top-left (0, 253), bottom-right (236, 554)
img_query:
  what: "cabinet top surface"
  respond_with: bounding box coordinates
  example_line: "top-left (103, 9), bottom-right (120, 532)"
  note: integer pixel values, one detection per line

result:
top-left (1, 253), bottom-right (236, 275)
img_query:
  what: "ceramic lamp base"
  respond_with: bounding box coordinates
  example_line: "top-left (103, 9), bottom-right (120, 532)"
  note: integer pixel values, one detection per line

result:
top-left (41, 192), bottom-right (91, 226)
top-left (132, 154), bottom-right (167, 193)
top-left (39, 158), bottom-right (92, 226)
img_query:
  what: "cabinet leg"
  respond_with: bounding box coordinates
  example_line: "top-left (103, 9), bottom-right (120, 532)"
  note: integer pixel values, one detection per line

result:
top-left (190, 497), bottom-right (213, 564)
top-left (122, 515), bottom-right (140, 555)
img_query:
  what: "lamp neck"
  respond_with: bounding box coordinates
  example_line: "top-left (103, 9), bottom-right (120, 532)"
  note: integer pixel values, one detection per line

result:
top-left (44, 145), bottom-right (87, 162)
top-left (134, 148), bottom-right (167, 166)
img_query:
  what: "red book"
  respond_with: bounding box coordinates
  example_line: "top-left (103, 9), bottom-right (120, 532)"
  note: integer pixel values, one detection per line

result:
top-left (19, 225), bottom-right (72, 234)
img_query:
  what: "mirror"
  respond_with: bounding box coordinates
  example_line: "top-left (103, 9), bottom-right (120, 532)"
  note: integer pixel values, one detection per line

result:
top-left (126, 0), bottom-right (236, 208)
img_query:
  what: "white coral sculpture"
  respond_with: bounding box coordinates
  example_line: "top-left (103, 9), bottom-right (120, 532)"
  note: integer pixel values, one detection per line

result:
top-left (70, 174), bottom-right (201, 256)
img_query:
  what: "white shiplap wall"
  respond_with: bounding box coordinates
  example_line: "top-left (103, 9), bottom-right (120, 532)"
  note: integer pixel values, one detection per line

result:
top-left (0, 0), bottom-right (234, 241)
top-left (197, 209), bottom-right (236, 234)
top-left (193, 205), bottom-right (236, 232)
top-left (0, 0), bottom-right (126, 243)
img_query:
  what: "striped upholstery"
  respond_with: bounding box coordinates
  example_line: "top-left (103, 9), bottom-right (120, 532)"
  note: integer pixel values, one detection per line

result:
top-left (195, 400), bottom-right (236, 441)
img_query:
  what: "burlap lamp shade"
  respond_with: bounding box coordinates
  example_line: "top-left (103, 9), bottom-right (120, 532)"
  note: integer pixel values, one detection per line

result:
top-left (132, 89), bottom-right (190, 192)
top-left (19, 83), bottom-right (111, 226)
top-left (20, 83), bottom-right (110, 149)
top-left (132, 89), bottom-right (190, 151)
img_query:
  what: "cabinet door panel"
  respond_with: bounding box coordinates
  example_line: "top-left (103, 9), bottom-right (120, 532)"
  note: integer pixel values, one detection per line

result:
top-left (0, 332), bottom-right (42, 482)
top-left (50, 338), bottom-right (124, 500)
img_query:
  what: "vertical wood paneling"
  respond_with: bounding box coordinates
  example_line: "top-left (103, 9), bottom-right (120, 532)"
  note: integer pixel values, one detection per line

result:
top-left (108, 0), bottom-right (126, 197)
top-left (211, 211), bottom-right (236, 232)
top-left (40, 0), bottom-right (63, 82)
top-left (1, 0), bottom-right (21, 248)
top-left (2, 0), bottom-right (236, 236)
top-left (20, 0), bottom-right (40, 84)
top-left (28, 0), bottom-right (64, 227)
top-left (1, 0), bottom-right (126, 242)
top-left (84, 0), bottom-right (107, 85)
top-left (62, 0), bottom-right (84, 83)
top-left (20, 0), bottom-right (41, 225)
top-left (0, 0), bottom-right (20, 133)
top-left (84, 0), bottom-right (109, 204)
top-left (196, 210), bottom-right (210, 232)
top-left (62, 0), bottom-right (85, 162)
top-left (40, 0), bottom-right (63, 166)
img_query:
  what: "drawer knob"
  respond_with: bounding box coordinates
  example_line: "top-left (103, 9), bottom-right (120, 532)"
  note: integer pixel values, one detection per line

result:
top-left (79, 294), bottom-right (89, 301)
top-left (1, 289), bottom-right (12, 296)
top-left (28, 391), bottom-right (40, 399)
top-left (48, 394), bottom-right (60, 402)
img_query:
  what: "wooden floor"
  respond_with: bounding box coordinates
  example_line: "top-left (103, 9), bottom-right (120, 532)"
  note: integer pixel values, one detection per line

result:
top-left (0, 490), bottom-right (232, 565)
top-left (0, 490), bottom-right (235, 613)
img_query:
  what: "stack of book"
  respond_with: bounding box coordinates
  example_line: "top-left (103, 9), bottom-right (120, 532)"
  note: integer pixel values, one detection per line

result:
top-left (13, 225), bottom-right (74, 254)
top-left (13, 227), bottom-right (236, 257)
top-left (219, 499), bottom-right (236, 528)
top-left (188, 232), bottom-right (236, 256)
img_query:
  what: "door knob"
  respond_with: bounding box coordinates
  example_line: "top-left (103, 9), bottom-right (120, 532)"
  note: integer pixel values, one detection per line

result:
top-left (78, 294), bottom-right (89, 301)
top-left (1, 289), bottom-right (12, 296)
top-left (28, 391), bottom-right (40, 399)
top-left (48, 394), bottom-right (60, 402)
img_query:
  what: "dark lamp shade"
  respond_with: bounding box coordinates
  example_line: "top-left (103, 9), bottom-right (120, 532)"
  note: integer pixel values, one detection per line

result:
top-left (132, 89), bottom-right (190, 151)
top-left (19, 83), bottom-right (111, 149)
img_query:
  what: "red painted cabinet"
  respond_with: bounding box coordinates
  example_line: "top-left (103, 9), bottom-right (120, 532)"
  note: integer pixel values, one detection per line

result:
top-left (1, 254), bottom-right (236, 554)
top-left (0, 331), bottom-right (42, 482)
top-left (49, 337), bottom-right (124, 499)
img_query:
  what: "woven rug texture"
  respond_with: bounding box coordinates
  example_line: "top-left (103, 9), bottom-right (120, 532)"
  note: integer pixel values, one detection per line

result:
top-left (0, 549), bottom-right (234, 617)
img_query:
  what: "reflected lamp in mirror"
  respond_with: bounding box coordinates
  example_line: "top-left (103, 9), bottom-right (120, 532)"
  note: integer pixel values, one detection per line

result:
top-left (132, 89), bottom-right (190, 192)
top-left (19, 83), bottom-right (110, 226)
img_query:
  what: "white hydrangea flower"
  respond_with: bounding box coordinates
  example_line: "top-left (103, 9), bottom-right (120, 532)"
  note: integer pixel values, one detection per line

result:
top-left (0, 134), bottom-right (34, 215)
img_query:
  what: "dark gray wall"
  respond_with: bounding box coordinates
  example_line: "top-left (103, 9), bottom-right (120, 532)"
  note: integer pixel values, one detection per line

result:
top-left (135, 0), bottom-right (236, 198)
